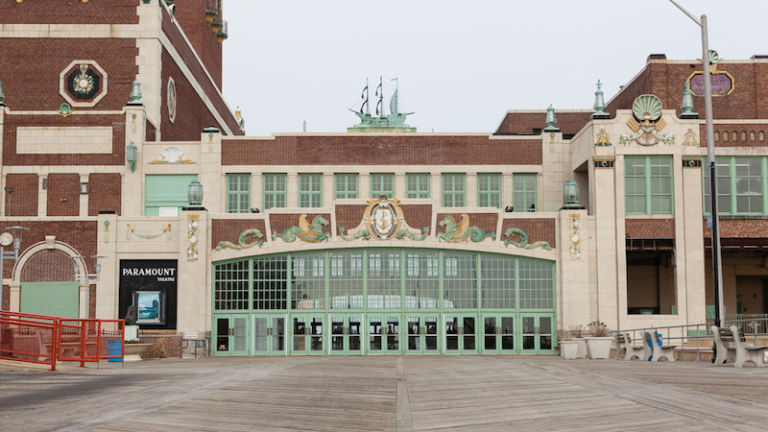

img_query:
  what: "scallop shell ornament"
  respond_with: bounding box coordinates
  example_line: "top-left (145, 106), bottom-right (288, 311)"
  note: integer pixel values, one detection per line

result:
top-left (632, 94), bottom-right (662, 122)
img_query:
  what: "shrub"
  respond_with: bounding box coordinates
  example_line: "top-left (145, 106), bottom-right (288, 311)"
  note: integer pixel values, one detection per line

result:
top-left (587, 321), bottom-right (609, 337)
top-left (565, 325), bottom-right (585, 340)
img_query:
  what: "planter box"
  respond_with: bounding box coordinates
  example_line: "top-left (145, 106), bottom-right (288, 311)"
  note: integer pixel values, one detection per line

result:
top-left (560, 339), bottom-right (586, 359)
top-left (584, 337), bottom-right (613, 359)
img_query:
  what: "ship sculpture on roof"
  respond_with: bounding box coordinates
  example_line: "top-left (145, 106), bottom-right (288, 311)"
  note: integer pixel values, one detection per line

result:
top-left (348, 77), bottom-right (415, 133)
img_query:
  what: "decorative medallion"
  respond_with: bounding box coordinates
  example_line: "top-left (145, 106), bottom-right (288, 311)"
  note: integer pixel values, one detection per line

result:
top-left (274, 215), bottom-right (329, 243)
top-left (503, 227), bottom-right (551, 250)
top-left (59, 60), bottom-right (108, 107)
top-left (339, 196), bottom-right (428, 241)
top-left (567, 214), bottom-right (580, 258)
top-left (71, 64), bottom-right (96, 97)
top-left (619, 94), bottom-right (674, 146)
top-left (438, 214), bottom-right (494, 243)
top-left (167, 77), bottom-right (177, 123)
top-left (150, 147), bottom-right (194, 164)
top-left (216, 228), bottom-right (264, 250)
top-left (594, 128), bottom-right (612, 147)
top-left (683, 128), bottom-right (699, 146)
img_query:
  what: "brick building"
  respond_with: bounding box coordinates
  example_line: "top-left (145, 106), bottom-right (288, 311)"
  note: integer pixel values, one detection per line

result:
top-left (1, 0), bottom-right (767, 356)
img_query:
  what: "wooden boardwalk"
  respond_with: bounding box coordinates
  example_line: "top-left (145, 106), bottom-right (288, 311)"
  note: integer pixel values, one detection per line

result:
top-left (1, 356), bottom-right (767, 431)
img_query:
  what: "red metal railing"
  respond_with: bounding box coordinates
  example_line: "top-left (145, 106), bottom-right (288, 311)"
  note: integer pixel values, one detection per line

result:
top-left (0, 310), bottom-right (124, 371)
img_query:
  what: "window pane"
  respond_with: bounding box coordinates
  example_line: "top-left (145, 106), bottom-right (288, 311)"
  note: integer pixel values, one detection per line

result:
top-left (442, 174), bottom-right (465, 207)
top-left (263, 174), bottom-right (287, 210)
top-left (406, 173), bottom-right (430, 199)
top-left (478, 173), bottom-right (501, 208)
top-left (371, 174), bottom-right (394, 198)
top-left (299, 174), bottom-right (322, 208)
top-left (513, 174), bottom-right (536, 212)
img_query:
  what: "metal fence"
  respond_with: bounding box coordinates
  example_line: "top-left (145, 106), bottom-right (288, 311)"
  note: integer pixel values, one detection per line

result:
top-left (614, 316), bottom-right (768, 362)
top-left (0, 310), bottom-right (124, 371)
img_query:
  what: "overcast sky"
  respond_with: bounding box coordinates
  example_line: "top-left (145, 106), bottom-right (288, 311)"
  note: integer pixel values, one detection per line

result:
top-left (221, 0), bottom-right (768, 136)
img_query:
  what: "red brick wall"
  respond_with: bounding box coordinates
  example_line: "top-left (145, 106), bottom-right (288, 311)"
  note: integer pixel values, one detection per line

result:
top-left (335, 205), bottom-right (368, 232)
top-left (47, 174), bottom-right (80, 217)
top-left (0, 221), bottom-right (97, 279)
top-left (0, 0), bottom-right (139, 24)
top-left (501, 218), bottom-right (556, 248)
top-left (400, 204), bottom-right (432, 231)
top-left (704, 219), bottom-right (768, 238)
top-left (437, 213), bottom-right (498, 237)
top-left (607, 61), bottom-right (768, 120)
top-left (174, 0), bottom-right (223, 90)
top-left (88, 173), bottom-right (122, 216)
top-left (2, 286), bottom-right (8, 310)
top-left (626, 219), bottom-right (675, 238)
top-left (269, 213), bottom-right (331, 236)
top-left (5, 174), bottom-right (38, 216)
top-left (161, 48), bottom-right (220, 141)
top-left (211, 219), bottom-right (267, 248)
top-left (0, 39), bottom-right (137, 111)
top-left (161, 7), bottom-right (241, 135)
top-left (3, 114), bottom-right (126, 166)
top-left (703, 124), bottom-right (768, 147)
top-left (146, 120), bottom-right (157, 142)
top-left (223, 136), bottom-right (541, 166)
top-left (494, 111), bottom-right (593, 136)
top-left (20, 249), bottom-right (75, 282)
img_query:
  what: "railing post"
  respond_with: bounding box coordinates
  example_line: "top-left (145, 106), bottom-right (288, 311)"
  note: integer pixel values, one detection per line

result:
top-left (51, 319), bottom-right (58, 372)
top-left (80, 320), bottom-right (86, 368)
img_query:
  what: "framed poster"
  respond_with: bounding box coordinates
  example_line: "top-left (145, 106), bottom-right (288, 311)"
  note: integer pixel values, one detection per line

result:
top-left (119, 260), bottom-right (177, 329)
top-left (134, 290), bottom-right (165, 325)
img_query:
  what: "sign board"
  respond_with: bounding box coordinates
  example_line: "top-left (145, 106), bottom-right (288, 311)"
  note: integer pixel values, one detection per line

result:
top-left (119, 260), bottom-right (178, 330)
top-left (688, 71), bottom-right (734, 96)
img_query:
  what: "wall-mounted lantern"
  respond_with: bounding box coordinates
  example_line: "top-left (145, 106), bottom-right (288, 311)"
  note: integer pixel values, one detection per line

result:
top-left (126, 140), bottom-right (137, 172)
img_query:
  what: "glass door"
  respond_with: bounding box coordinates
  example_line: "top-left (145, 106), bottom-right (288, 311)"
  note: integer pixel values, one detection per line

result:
top-left (291, 314), bottom-right (325, 355)
top-left (520, 314), bottom-right (554, 354)
top-left (368, 314), bottom-right (401, 354)
top-left (482, 314), bottom-right (516, 354)
top-left (443, 313), bottom-right (478, 354)
top-left (253, 314), bottom-right (286, 356)
top-left (329, 314), bottom-right (363, 356)
top-left (213, 314), bottom-right (249, 356)
top-left (406, 315), bottom-right (440, 354)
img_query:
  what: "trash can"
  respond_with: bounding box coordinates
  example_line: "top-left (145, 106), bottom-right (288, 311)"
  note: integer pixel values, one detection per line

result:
top-left (108, 339), bottom-right (123, 362)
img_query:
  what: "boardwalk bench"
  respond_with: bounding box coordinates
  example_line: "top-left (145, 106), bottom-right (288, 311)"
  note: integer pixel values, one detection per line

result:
top-left (623, 332), bottom-right (649, 361)
top-left (711, 325), bottom-right (737, 365)
top-left (725, 325), bottom-right (768, 368)
top-left (645, 330), bottom-right (677, 362)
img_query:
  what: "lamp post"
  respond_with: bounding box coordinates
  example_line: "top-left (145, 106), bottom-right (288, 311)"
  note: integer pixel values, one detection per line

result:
top-left (668, 0), bottom-right (725, 329)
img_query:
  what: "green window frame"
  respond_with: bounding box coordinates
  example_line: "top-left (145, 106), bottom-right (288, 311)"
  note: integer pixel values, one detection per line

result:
top-left (370, 173), bottom-right (394, 198)
top-left (263, 173), bottom-right (287, 210)
top-left (477, 173), bottom-right (501, 208)
top-left (334, 174), bottom-right (358, 199)
top-left (624, 156), bottom-right (673, 215)
top-left (226, 174), bottom-right (251, 213)
top-left (442, 173), bottom-right (465, 207)
top-left (299, 173), bottom-right (322, 208)
top-left (513, 174), bottom-right (537, 212)
top-left (406, 173), bottom-right (430, 199)
top-left (704, 157), bottom-right (765, 215)
top-left (144, 174), bottom-right (198, 216)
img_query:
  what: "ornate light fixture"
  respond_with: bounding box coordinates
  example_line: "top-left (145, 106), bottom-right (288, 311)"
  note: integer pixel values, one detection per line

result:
top-left (187, 180), bottom-right (203, 207)
top-left (561, 180), bottom-right (585, 209)
top-left (126, 140), bottom-right (137, 172)
top-left (72, 255), bottom-right (107, 283)
top-left (543, 104), bottom-right (559, 132)
top-left (128, 80), bottom-right (142, 105)
top-left (59, 103), bottom-right (71, 117)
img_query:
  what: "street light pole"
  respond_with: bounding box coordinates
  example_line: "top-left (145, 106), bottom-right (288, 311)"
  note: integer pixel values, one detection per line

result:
top-left (668, 0), bottom-right (725, 328)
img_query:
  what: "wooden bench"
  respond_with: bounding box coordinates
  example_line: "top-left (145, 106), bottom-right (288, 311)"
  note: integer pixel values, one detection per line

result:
top-left (623, 332), bottom-right (649, 361)
top-left (714, 325), bottom-right (768, 368)
top-left (644, 329), bottom-right (677, 362)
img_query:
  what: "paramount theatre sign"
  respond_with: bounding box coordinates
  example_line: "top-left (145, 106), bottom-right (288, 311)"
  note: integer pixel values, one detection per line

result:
top-left (119, 260), bottom-right (178, 329)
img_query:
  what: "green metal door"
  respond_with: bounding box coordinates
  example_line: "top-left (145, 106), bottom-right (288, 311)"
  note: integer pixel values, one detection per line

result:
top-left (368, 314), bottom-right (401, 354)
top-left (214, 314), bottom-right (249, 355)
top-left (406, 315), bottom-right (440, 354)
top-left (482, 314), bottom-right (516, 354)
top-left (520, 314), bottom-right (555, 354)
top-left (444, 313), bottom-right (478, 354)
top-left (20, 282), bottom-right (79, 318)
top-left (329, 314), bottom-right (363, 356)
top-left (253, 314), bottom-right (287, 356)
top-left (291, 314), bottom-right (324, 355)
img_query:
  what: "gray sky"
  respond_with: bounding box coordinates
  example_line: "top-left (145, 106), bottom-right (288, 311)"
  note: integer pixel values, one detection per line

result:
top-left (221, 0), bottom-right (768, 136)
